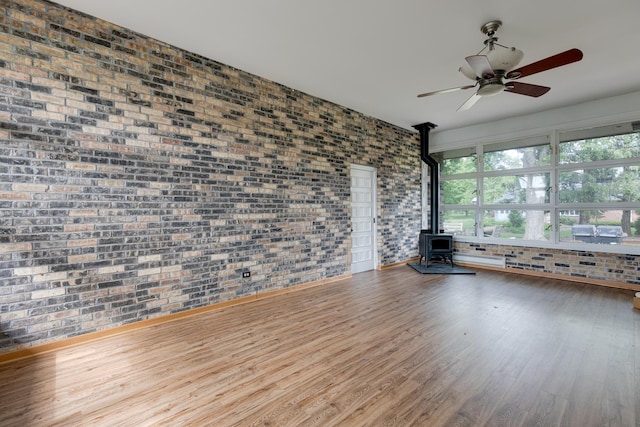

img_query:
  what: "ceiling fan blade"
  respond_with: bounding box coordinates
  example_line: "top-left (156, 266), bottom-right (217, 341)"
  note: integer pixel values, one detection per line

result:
top-left (504, 81), bottom-right (551, 97)
top-left (457, 93), bottom-right (481, 112)
top-left (465, 55), bottom-right (494, 78)
top-left (506, 48), bottom-right (583, 80)
top-left (417, 84), bottom-right (476, 98)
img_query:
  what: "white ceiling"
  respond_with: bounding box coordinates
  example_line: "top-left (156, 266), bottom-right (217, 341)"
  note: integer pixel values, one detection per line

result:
top-left (53, 0), bottom-right (640, 133)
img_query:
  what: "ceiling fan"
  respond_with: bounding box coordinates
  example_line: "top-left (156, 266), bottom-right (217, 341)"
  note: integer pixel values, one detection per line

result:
top-left (417, 20), bottom-right (583, 111)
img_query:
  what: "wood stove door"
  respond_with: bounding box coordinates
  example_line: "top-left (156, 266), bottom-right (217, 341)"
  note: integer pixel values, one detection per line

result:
top-left (351, 165), bottom-right (377, 273)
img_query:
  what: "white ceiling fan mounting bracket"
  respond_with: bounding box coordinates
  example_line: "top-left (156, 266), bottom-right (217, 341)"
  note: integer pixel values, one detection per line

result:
top-left (481, 20), bottom-right (502, 37)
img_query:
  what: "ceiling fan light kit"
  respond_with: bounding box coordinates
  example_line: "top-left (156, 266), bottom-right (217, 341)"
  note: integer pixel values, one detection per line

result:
top-left (476, 78), bottom-right (505, 96)
top-left (460, 21), bottom-right (524, 81)
top-left (460, 51), bottom-right (525, 81)
top-left (417, 20), bottom-right (583, 111)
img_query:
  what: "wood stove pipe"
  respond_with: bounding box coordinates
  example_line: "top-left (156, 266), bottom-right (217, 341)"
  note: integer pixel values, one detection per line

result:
top-left (412, 122), bottom-right (439, 233)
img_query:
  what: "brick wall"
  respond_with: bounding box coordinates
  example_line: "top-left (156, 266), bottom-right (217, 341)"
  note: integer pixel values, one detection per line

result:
top-left (0, 0), bottom-right (422, 353)
top-left (455, 242), bottom-right (640, 286)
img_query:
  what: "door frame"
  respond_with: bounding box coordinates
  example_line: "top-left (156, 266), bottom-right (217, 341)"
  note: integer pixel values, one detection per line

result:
top-left (350, 164), bottom-right (378, 273)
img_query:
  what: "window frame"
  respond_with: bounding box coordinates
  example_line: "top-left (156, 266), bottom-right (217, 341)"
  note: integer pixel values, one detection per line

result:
top-left (436, 121), bottom-right (640, 254)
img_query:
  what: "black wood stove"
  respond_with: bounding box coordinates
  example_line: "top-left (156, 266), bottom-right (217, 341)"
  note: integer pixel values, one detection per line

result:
top-left (418, 230), bottom-right (454, 268)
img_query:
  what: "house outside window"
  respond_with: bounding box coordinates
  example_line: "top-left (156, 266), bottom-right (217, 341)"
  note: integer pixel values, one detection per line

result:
top-left (438, 121), bottom-right (640, 251)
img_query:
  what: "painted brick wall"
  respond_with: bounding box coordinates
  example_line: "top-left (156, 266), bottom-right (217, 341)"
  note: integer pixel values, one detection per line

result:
top-left (455, 242), bottom-right (640, 286)
top-left (0, 0), bottom-right (422, 353)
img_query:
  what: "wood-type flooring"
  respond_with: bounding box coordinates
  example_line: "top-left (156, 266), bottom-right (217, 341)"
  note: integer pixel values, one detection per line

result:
top-left (1, 266), bottom-right (639, 426)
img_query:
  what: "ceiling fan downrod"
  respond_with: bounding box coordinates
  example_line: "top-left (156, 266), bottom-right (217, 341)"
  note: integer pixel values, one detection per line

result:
top-left (481, 20), bottom-right (502, 50)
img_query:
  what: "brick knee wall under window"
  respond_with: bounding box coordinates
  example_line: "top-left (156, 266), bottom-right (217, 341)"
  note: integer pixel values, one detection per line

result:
top-left (0, 0), bottom-right (422, 353)
top-left (454, 242), bottom-right (640, 285)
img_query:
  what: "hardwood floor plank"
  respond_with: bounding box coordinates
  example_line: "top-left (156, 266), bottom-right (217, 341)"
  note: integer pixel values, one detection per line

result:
top-left (523, 390), bottom-right (568, 427)
top-left (0, 267), bottom-right (638, 426)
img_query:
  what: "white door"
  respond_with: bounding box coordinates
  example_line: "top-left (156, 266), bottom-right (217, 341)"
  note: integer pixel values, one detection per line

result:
top-left (351, 165), bottom-right (377, 274)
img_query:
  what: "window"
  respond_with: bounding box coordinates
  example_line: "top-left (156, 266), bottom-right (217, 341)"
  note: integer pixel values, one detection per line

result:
top-left (442, 136), bottom-right (552, 242)
top-left (440, 148), bottom-right (478, 237)
top-left (439, 121), bottom-right (640, 251)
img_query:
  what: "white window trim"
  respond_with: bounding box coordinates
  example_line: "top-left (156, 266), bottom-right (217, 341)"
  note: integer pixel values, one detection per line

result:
top-left (438, 123), bottom-right (640, 255)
